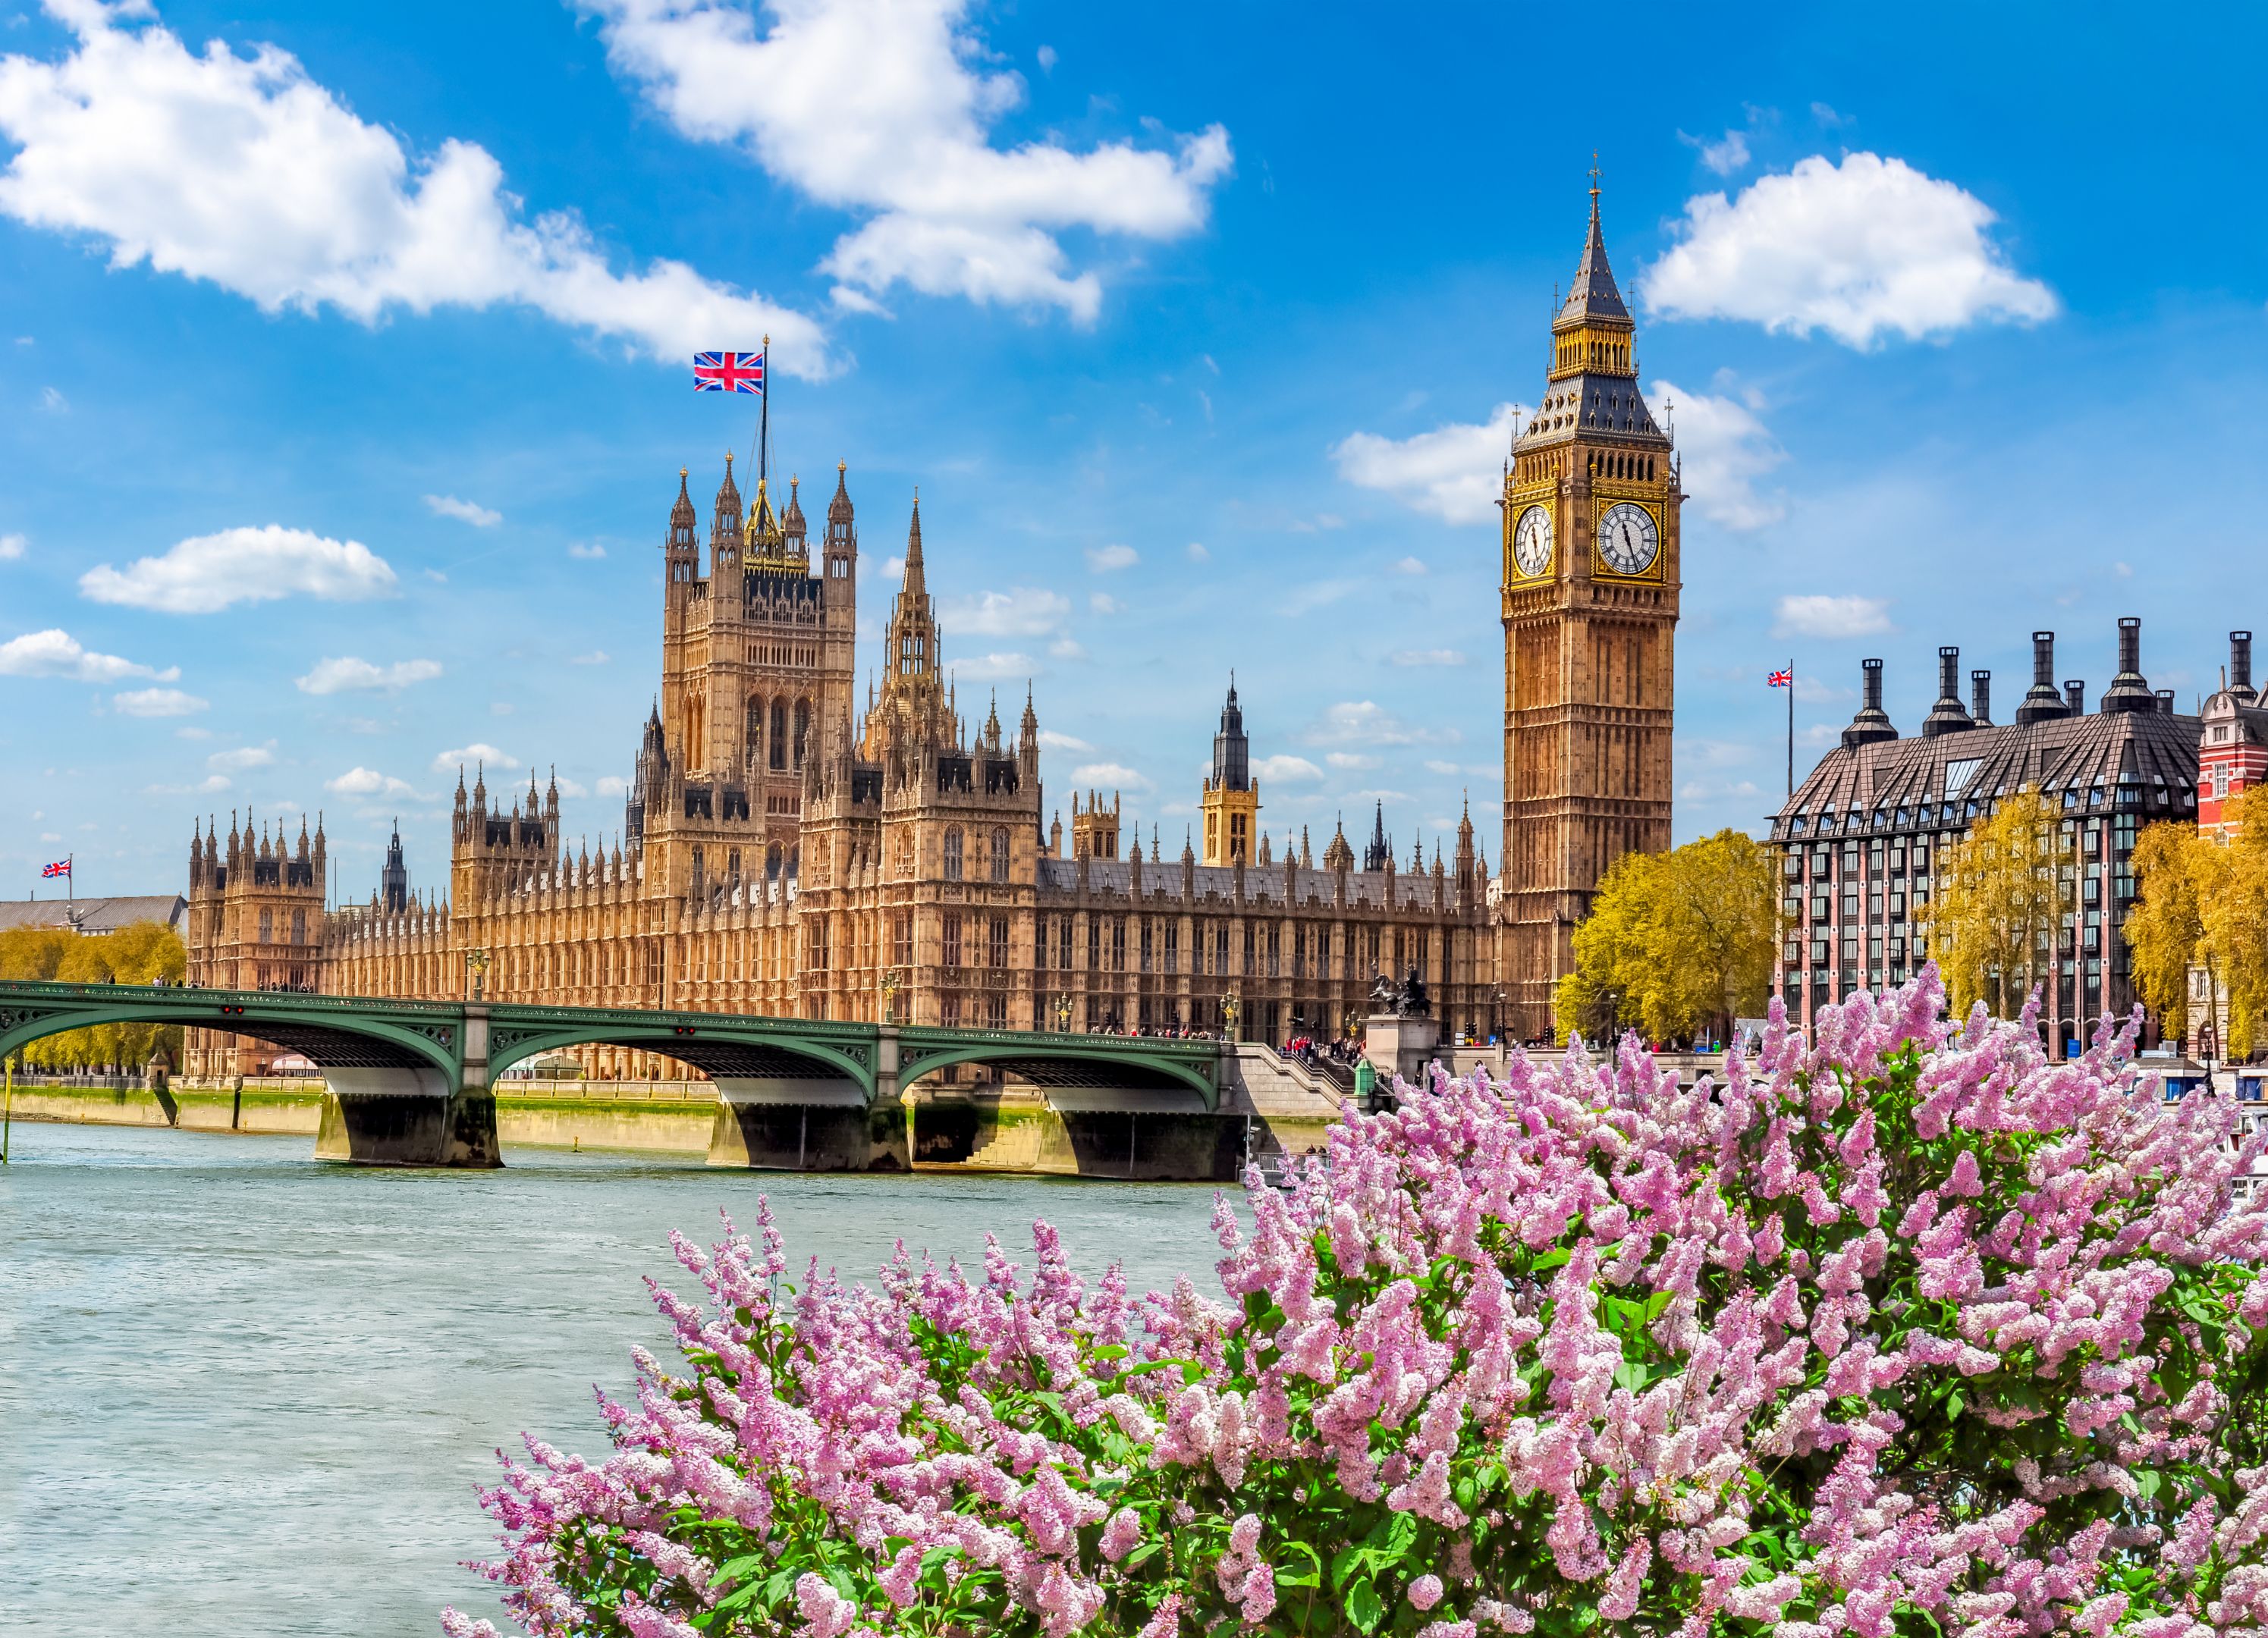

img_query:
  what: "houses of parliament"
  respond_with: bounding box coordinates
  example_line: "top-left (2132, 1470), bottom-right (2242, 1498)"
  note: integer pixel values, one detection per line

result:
top-left (181, 186), bottom-right (1682, 1074)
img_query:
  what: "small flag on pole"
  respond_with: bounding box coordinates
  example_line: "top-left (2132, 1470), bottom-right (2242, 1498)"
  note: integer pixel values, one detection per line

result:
top-left (41, 858), bottom-right (70, 879)
top-left (693, 351), bottom-right (765, 394)
top-left (1767, 668), bottom-right (1792, 689)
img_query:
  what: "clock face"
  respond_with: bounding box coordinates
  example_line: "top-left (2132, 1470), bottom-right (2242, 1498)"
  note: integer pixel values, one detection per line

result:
top-left (1513, 505), bottom-right (1553, 577)
top-left (1597, 501), bottom-right (1660, 576)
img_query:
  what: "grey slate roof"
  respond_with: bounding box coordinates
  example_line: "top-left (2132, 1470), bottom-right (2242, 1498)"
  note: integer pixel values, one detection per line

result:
top-left (0, 893), bottom-right (187, 934)
top-left (1772, 708), bottom-right (2199, 836)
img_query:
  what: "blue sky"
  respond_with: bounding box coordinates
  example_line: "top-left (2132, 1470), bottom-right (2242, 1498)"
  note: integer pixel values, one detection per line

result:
top-left (4, 0), bottom-right (2265, 901)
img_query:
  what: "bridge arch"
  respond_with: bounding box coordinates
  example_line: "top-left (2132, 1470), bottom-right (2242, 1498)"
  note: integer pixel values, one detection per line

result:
top-left (482, 1015), bottom-right (876, 1102)
top-left (896, 1039), bottom-right (1217, 1110)
top-left (0, 988), bottom-right (461, 1079)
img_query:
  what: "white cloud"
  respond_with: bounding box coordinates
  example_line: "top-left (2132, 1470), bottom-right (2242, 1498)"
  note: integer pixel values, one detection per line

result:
top-left (1038, 730), bottom-right (1092, 754)
top-left (1326, 751), bottom-right (1379, 770)
top-left (1071, 761), bottom-right (1151, 791)
top-left (952, 651), bottom-right (1033, 680)
top-left (583, 0), bottom-right (1231, 321)
top-left (1641, 153), bottom-right (2058, 347)
top-left (1330, 403), bottom-right (1519, 525)
top-left (1186, 541), bottom-right (1209, 563)
top-left (1811, 102), bottom-right (1852, 128)
top-left (596, 774), bottom-right (630, 796)
top-left (567, 541), bottom-right (607, 560)
top-left (80, 525), bottom-right (396, 613)
top-left (294, 655), bottom-right (442, 695)
top-left (433, 742), bottom-right (517, 772)
top-left (1774, 595), bottom-right (1891, 639)
top-left (325, 765), bottom-right (415, 796)
top-left (1085, 543), bottom-right (1138, 573)
top-left (208, 742), bottom-right (275, 773)
top-left (1680, 126), bottom-right (1751, 177)
top-left (1389, 648), bottom-right (1465, 668)
top-left (0, 5), bottom-right (827, 366)
top-left (1089, 592), bottom-right (1123, 616)
top-left (938, 586), bottom-right (1069, 636)
top-left (555, 776), bottom-right (589, 799)
top-left (113, 685), bottom-right (206, 716)
top-left (572, 650), bottom-right (610, 665)
top-left (0, 627), bottom-right (175, 682)
top-left (39, 384), bottom-right (67, 412)
top-left (1035, 43), bottom-right (1056, 73)
top-left (1651, 378), bottom-right (1788, 529)
top-left (146, 772), bottom-right (232, 795)
top-left (1310, 700), bottom-right (1452, 748)
top-left (423, 494), bottom-right (500, 527)
top-left (1390, 556), bottom-right (1426, 576)
top-left (0, 532), bottom-right (23, 560)
top-left (1252, 754), bottom-right (1321, 783)
top-left (174, 725), bottom-right (210, 739)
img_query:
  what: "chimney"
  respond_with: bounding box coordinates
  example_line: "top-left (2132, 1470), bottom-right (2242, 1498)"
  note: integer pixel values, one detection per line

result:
top-left (2233, 631), bottom-right (2256, 703)
top-left (1923, 645), bottom-right (1974, 738)
top-left (1842, 657), bottom-right (1898, 748)
top-left (2064, 679), bottom-right (2086, 714)
top-left (2101, 616), bottom-right (2154, 714)
top-left (1970, 669), bottom-right (1992, 725)
top-left (2017, 630), bottom-right (2069, 724)
top-left (2156, 689), bottom-right (2175, 714)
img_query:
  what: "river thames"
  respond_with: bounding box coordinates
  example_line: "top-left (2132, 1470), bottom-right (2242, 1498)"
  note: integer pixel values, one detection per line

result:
top-left (2, 1123), bottom-right (1233, 1636)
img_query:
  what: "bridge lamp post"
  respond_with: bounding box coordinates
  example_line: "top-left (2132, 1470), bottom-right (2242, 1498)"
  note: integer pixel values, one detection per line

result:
top-left (466, 947), bottom-right (491, 1002)
top-left (881, 968), bottom-right (901, 1025)
top-left (1222, 990), bottom-right (1241, 1043)
top-left (1053, 993), bottom-right (1073, 1034)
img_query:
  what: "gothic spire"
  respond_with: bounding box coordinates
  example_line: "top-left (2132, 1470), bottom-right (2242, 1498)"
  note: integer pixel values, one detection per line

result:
top-left (903, 493), bottom-right (925, 598)
top-left (1558, 170), bottom-right (1629, 324)
top-left (828, 460), bottom-right (853, 524)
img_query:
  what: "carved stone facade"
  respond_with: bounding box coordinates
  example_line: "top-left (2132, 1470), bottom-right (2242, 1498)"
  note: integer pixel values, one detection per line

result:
top-left (1496, 185), bottom-right (1682, 1040)
top-left (187, 465), bottom-right (1497, 1078)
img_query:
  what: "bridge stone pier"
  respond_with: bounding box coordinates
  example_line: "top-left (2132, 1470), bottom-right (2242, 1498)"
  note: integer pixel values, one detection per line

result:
top-left (313, 1067), bottom-right (502, 1167)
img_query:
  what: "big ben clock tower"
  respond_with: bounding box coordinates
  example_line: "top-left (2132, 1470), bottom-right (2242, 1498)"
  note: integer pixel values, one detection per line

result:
top-left (1499, 177), bottom-right (1681, 1040)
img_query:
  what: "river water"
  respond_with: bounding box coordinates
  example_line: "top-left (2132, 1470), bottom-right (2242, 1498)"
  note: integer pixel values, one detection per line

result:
top-left (2, 1123), bottom-right (1234, 1636)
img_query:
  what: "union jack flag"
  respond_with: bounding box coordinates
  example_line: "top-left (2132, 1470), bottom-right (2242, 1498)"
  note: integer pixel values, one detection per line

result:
top-left (693, 351), bottom-right (765, 394)
top-left (41, 857), bottom-right (70, 878)
top-left (1767, 669), bottom-right (1792, 689)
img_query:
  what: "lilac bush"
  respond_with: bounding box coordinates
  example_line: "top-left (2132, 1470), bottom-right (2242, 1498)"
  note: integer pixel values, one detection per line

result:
top-left (444, 968), bottom-right (2268, 1638)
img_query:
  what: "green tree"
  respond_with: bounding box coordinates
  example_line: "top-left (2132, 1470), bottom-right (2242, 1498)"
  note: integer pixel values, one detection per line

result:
top-left (1917, 786), bottom-right (2065, 1018)
top-left (1553, 827), bottom-right (1775, 1045)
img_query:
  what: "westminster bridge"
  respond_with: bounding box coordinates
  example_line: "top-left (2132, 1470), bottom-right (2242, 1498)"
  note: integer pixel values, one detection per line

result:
top-left (0, 981), bottom-right (1234, 1170)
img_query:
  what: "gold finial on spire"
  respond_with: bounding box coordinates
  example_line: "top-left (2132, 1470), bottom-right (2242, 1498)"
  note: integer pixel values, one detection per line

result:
top-left (1589, 150), bottom-right (1603, 200)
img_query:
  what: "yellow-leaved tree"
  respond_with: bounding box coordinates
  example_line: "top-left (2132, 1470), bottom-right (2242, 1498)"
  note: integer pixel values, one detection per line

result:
top-left (2202, 789), bottom-right (2268, 1058)
top-left (1917, 787), bottom-right (2065, 1018)
top-left (1553, 828), bottom-right (1776, 1046)
top-left (0, 918), bottom-right (187, 1070)
top-left (2125, 817), bottom-right (2228, 1046)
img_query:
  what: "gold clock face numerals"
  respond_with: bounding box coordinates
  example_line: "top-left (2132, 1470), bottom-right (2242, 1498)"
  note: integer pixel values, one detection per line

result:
top-left (1595, 500), bottom-right (1660, 576)
top-left (1513, 505), bottom-right (1553, 578)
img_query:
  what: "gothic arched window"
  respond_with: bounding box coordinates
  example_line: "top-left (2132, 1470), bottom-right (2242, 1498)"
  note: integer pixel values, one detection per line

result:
top-left (765, 843), bottom-right (783, 880)
top-left (944, 827), bottom-right (964, 881)
top-left (770, 701), bottom-right (787, 770)
top-left (793, 698), bottom-right (811, 769)
top-left (746, 696), bottom-right (765, 761)
top-left (291, 908), bottom-right (306, 946)
top-left (991, 826), bottom-right (1010, 883)
top-left (258, 908), bottom-right (272, 943)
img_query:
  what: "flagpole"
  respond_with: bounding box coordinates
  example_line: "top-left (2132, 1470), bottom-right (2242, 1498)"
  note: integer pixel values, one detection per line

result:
top-left (1786, 660), bottom-right (1795, 797)
top-left (758, 334), bottom-right (771, 491)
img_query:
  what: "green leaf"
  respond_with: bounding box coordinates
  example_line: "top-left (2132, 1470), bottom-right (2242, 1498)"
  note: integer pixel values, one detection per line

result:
top-left (1346, 1577), bottom-right (1384, 1634)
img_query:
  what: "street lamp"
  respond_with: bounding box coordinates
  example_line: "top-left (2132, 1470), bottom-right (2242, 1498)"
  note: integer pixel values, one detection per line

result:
top-left (1222, 990), bottom-right (1241, 1043)
top-left (881, 968), bottom-right (902, 1025)
top-left (465, 946), bottom-right (490, 1001)
top-left (1491, 988), bottom-right (1506, 1048)
top-left (1054, 992), bottom-right (1073, 1033)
